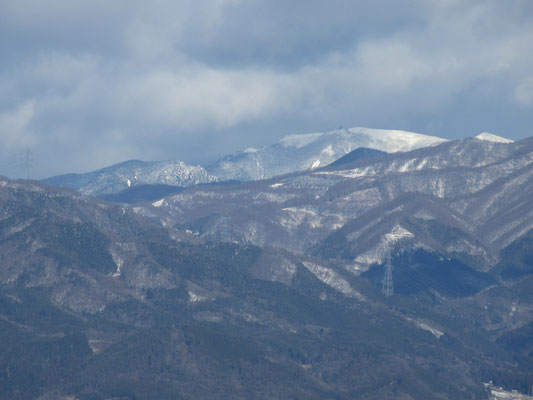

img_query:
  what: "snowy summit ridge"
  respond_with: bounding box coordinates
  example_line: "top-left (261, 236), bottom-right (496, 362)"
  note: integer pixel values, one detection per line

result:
top-left (44, 126), bottom-right (446, 196)
top-left (280, 127), bottom-right (445, 153)
top-left (475, 132), bottom-right (514, 143)
top-left (209, 127), bottom-right (446, 181)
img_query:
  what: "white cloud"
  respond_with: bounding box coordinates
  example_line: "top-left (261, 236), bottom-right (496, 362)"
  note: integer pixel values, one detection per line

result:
top-left (515, 77), bottom-right (533, 107)
top-left (0, 102), bottom-right (36, 149)
top-left (31, 53), bottom-right (99, 86)
top-left (0, 0), bottom-right (532, 177)
top-left (114, 67), bottom-right (288, 130)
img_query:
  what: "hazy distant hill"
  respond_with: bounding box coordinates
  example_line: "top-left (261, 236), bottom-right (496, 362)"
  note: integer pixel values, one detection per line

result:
top-left (42, 159), bottom-right (217, 196)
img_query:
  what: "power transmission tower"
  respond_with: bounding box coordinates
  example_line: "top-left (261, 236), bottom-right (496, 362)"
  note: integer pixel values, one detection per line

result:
top-left (382, 253), bottom-right (394, 297)
top-left (24, 149), bottom-right (33, 179)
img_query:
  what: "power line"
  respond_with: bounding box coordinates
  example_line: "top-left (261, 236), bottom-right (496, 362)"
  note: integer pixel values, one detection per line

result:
top-left (24, 149), bottom-right (34, 179)
top-left (0, 150), bottom-right (34, 179)
top-left (377, 249), bottom-right (466, 298)
top-left (393, 268), bottom-right (432, 294)
top-left (393, 262), bottom-right (464, 298)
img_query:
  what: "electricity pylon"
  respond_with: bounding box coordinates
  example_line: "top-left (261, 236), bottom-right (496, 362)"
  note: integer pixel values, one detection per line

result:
top-left (24, 149), bottom-right (33, 180)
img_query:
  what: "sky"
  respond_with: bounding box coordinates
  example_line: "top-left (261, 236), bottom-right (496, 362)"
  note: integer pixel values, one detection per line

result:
top-left (1, 0), bottom-right (533, 178)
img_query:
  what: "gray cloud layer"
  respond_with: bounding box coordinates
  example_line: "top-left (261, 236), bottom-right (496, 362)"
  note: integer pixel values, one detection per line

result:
top-left (1, 0), bottom-right (532, 178)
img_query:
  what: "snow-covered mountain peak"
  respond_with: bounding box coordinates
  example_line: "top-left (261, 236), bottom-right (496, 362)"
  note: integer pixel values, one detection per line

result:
top-left (209, 127), bottom-right (446, 182)
top-left (475, 132), bottom-right (514, 143)
top-left (279, 127), bottom-right (446, 153)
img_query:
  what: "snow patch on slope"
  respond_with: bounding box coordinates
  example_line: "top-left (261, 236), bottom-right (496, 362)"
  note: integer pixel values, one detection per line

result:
top-left (355, 225), bottom-right (415, 265)
top-left (109, 250), bottom-right (124, 278)
top-left (385, 225), bottom-right (415, 241)
top-left (302, 261), bottom-right (359, 297)
top-left (310, 160), bottom-right (321, 169)
top-left (152, 199), bottom-right (165, 208)
top-left (405, 317), bottom-right (444, 338)
top-left (188, 291), bottom-right (209, 303)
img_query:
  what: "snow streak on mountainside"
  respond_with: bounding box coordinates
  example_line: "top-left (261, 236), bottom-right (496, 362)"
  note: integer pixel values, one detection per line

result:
top-left (208, 127), bottom-right (446, 181)
top-left (43, 127), bottom-right (445, 196)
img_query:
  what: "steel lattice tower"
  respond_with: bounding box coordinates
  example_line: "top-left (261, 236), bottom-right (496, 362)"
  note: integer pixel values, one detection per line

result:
top-left (25, 149), bottom-right (32, 180)
top-left (382, 253), bottom-right (394, 297)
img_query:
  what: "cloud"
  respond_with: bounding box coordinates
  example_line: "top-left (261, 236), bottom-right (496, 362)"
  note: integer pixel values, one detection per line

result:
top-left (0, 0), bottom-right (532, 178)
top-left (515, 77), bottom-right (533, 106)
top-left (113, 66), bottom-right (288, 130)
top-left (0, 102), bottom-right (36, 149)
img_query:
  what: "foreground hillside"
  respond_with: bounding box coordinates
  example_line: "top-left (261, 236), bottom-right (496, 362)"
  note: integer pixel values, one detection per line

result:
top-left (1, 155), bottom-right (533, 399)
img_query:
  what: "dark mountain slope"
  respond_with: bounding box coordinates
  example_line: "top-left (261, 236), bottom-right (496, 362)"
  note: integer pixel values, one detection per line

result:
top-left (99, 183), bottom-right (184, 203)
top-left (2, 177), bottom-right (532, 398)
top-left (327, 147), bottom-right (387, 167)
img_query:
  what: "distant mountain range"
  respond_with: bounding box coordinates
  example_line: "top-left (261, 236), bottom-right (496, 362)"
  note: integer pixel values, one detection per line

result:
top-left (43, 127), bottom-right (446, 196)
top-left (42, 159), bottom-right (218, 197)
